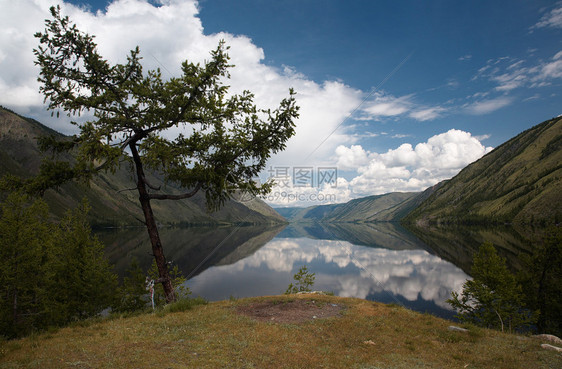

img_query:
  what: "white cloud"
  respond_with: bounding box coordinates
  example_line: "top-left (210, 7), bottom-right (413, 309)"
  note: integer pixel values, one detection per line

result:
top-left (262, 129), bottom-right (493, 205)
top-left (532, 6), bottom-right (562, 30)
top-left (540, 52), bottom-right (562, 79)
top-left (471, 51), bottom-right (562, 95)
top-left (0, 0), bottom-right (361, 167)
top-left (409, 106), bottom-right (447, 121)
top-left (465, 97), bottom-right (513, 115)
top-left (335, 129), bottom-right (493, 197)
top-left (362, 92), bottom-right (412, 118)
top-left (335, 145), bottom-right (370, 170)
top-left (360, 92), bottom-right (446, 122)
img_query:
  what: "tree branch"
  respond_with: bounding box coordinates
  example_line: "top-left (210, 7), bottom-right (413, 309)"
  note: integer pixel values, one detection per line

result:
top-left (148, 182), bottom-right (202, 200)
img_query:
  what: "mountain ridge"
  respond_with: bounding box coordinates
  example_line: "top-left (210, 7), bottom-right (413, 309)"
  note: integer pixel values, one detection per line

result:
top-left (403, 116), bottom-right (562, 225)
top-left (275, 190), bottom-right (433, 223)
top-left (0, 106), bottom-right (285, 226)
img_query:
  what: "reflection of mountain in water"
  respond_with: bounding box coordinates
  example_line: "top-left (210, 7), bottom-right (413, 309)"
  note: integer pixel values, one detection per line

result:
top-left (99, 224), bottom-right (286, 279)
top-left (405, 224), bottom-right (540, 274)
top-left (278, 222), bottom-right (430, 251)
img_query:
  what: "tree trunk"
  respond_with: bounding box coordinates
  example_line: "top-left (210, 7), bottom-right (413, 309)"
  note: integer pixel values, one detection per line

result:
top-left (138, 194), bottom-right (175, 303)
top-left (130, 142), bottom-right (175, 303)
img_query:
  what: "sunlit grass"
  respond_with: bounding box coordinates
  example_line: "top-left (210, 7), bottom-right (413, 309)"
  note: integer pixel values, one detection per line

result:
top-left (1, 294), bottom-right (560, 368)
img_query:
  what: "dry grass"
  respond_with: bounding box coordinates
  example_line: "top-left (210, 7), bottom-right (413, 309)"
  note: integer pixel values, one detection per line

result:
top-left (1, 294), bottom-right (560, 369)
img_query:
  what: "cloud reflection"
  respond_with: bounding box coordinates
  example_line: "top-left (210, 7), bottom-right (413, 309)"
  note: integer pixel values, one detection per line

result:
top-left (189, 237), bottom-right (469, 310)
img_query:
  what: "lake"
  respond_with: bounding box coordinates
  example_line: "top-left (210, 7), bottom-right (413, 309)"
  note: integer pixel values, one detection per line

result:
top-left (98, 222), bottom-right (537, 320)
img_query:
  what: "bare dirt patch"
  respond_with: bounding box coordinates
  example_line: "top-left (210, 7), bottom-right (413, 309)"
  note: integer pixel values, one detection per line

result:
top-left (236, 299), bottom-right (345, 324)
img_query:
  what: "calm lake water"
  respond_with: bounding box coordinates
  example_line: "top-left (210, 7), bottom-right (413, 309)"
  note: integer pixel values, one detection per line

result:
top-left (98, 222), bottom-right (536, 320)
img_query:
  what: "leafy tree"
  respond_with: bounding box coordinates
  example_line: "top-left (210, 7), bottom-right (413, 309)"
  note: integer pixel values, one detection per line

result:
top-left (285, 265), bottom-right (315, 294)
top-left (447, 242), bottom-right (534, 332)
top-left (519, 226), bottom-right (562, 336)
top-left (31, 6), bottom-right (299, 302)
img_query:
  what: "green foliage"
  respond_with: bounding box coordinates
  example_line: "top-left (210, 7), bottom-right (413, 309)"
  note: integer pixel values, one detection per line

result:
top-left (518, 226), bottom-right (562, 336)
top-left (52, 201), bottom-right (117, 321)
top-left (447, 242), bottom-right (534, 332)
top-left (0, 194), bottom-right (117, 338)
top-left (113, 259), bottom-right (148, 313)
top-left (31, 6), bottom-right (299, 303)
top-left (285, 265), bottom-right (315, 294)
top-left (32, 5), bottom-right (299, 210)
top-left (0, 193), bottom-right (52, 338)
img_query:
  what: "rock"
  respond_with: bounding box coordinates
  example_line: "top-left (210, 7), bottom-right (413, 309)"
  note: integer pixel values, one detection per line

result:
top-left (535, 334), bottom-right (562, 345)
top-left (448, 326), bottom-right (468, 332)
top-left (541, 344), bottom-right (562, 353)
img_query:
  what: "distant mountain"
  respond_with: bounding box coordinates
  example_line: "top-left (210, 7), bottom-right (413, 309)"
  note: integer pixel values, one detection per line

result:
top-left (275, 190), bottom-right (433, 223)
top-left (404, 117), bottom-right (562, 225)
top-left (0, 106), bottom-right (285, 226)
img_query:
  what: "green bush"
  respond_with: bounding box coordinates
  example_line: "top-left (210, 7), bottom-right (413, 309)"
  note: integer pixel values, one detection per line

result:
top-left (285, 265), bottom-right (315, 294)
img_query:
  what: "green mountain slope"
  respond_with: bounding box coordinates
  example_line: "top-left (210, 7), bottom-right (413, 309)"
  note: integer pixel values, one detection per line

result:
top-left (404, 117), bottom-right (562, 225)
top-left (276, 190), bottom-right (432, 223)
top-left (0, 107), bottom-right (285, 226)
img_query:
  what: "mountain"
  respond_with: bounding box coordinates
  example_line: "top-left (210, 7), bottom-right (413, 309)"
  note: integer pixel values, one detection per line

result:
top-left (275, 190), bottom-right (432, 223)
top-left (404, 116), bottom-right (562, 225)
top-left (0, 106), bottom-right (285, 226)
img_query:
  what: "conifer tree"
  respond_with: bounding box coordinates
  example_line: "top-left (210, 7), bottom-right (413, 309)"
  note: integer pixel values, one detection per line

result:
top-left (0, 194), bottom-right (117, 337)
top-left (448, 242), bottom-right (533, 332)
top-left (31, 6), bottom-right (299, 302)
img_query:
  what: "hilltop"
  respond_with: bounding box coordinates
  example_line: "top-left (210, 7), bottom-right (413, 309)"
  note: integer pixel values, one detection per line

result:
top-left (1, 294), bottom-right (560, 369)
top-left (0, 107), bottom-right (285, 226)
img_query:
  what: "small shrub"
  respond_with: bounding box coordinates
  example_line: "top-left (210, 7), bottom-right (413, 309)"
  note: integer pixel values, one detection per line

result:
top-left (285, 265), bottom-right (315, 294)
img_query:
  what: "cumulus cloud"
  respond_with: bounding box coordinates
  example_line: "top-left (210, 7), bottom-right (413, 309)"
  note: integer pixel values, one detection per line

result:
top-left (261, 129), bottom-right (493, 205)
top-left (335, 145), bottom-right (370, 170)
top-left (335, 129), bottom-right (493, 197)
top-left (0, 0), bottom-right (361, 165)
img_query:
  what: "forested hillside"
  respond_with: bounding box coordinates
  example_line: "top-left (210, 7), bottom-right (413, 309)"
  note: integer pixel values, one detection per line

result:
top-left (0, 107), bottom-right (285, 226)
top-left (404, 117), bottom-right (562, 225)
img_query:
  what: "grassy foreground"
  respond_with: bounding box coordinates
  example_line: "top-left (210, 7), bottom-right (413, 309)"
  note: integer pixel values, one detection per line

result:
top-left (1, 294), bottom-right (560, 369)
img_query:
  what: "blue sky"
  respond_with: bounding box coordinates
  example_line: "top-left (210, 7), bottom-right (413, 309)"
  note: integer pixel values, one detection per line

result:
top-left (1, 0), bottom-right (561, 205)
